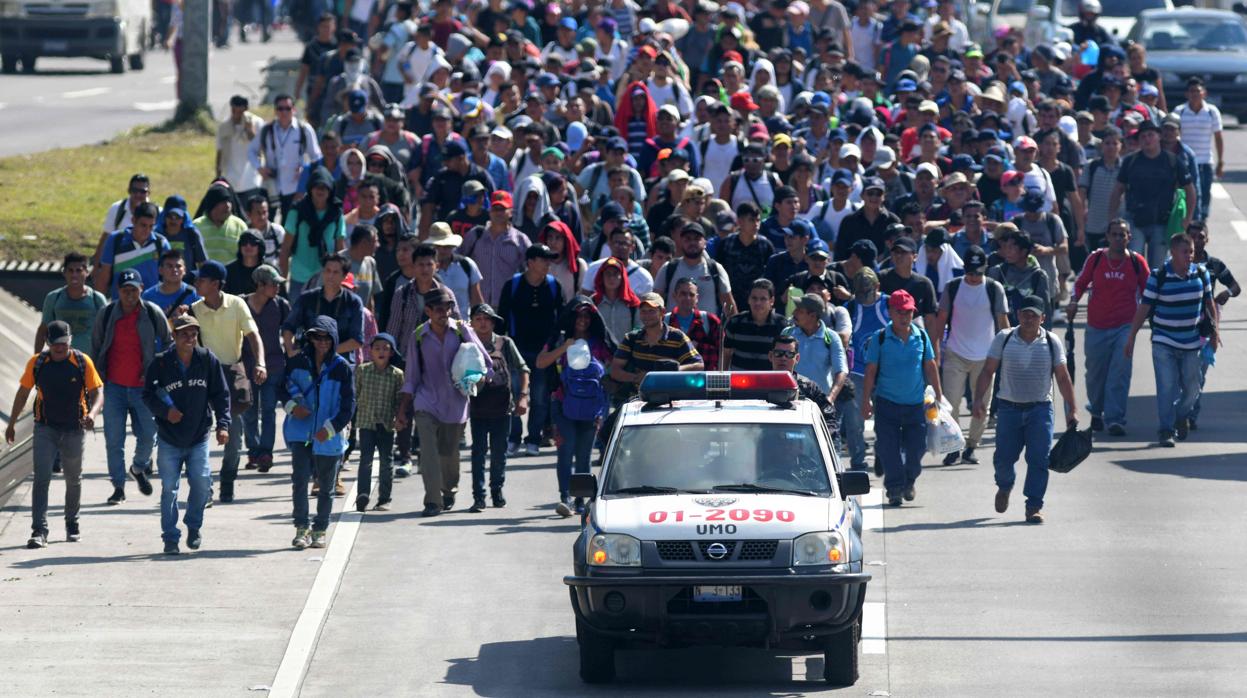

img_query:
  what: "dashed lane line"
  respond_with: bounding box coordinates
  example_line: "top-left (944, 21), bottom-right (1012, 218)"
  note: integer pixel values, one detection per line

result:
top-left (862, 602), bottom-right (887, 654)
top-left (1211, 183), bottom-right (1230, 200)
top-left (1233, 220), bottom-right (1247, 242)
top-left (61, 87), bottom-right (111, 99)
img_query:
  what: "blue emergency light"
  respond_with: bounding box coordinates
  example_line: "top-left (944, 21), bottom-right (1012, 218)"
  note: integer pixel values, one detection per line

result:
top-left (639, 371), bottom-right (799, 406)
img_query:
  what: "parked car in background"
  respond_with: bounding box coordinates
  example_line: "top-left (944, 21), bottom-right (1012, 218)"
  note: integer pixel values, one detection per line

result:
top-left (1025, 0), bottom-right (1175, 48)
top-left (0, 0), bottom-right (149, 74)
top-left (1127, 7), bottom-right (1247, 122)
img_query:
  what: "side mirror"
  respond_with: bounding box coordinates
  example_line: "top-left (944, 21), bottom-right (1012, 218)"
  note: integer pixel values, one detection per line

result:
top-left (570, 473), bottom-right (598, 499)
top-left (1234, 2), bottom-right (1247, 15)
top-left (837, 471), bottom-right (871, 497)
top-left (1028, 5), bottom-right (1051, 20)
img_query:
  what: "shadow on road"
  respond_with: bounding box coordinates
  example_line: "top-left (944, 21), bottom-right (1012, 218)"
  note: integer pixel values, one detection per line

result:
top-left (444, 636), bottom-right (838, 696)
top-left (5, 547), bottom-right (292, 568)
top-left (1113, 451), bottom-right (1247, 482)
top-left (881, 517), bottom-right (1030, 534)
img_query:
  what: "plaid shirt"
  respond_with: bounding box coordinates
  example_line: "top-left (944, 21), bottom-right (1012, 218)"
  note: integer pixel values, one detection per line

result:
top-left (354, 361), bottom-right (404, 430)
top-left (664, 310), bottom-right (722, 371)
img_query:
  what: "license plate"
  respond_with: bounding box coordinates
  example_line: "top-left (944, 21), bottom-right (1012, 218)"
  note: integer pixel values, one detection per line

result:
top-left (43, 40), bottom-right (68, 53)
top-left (693, 585), bottom-right (742, 602)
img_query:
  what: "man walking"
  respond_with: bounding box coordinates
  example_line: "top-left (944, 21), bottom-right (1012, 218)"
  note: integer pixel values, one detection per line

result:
top-left (861, 290), bottom-right (941, 506)
top-left (95, 203), bottom-right (171, 298)
top-left (248, 94), bottom-right (323, 218)
top-left (143, 316), bottom-right (231, 554)
top-left (497, 244), bottom-right (564, 455)
top-left (1173, 77), bottom-right (1224, 222)
top-left (722, 279), bottom-right (788, 371)
top-left (36, 253), bottom-right (107, 356)
top-left (973, 296), bottom-right (1078, 524)
top-left (1067, 219), bottom-right (1148, 435)
top-left (92, 269), bottom-right (172, 505)
top-left (6, 322), bottom-right (103, 549)
top-left (1108, 121), bottom-right (1195, 269)
top-left (396, 288), bottom-right (492, 517)
top-left (1125, 233), bottom-right (1214, 447)
top-left (932, 246), bottom-right (1009, 465)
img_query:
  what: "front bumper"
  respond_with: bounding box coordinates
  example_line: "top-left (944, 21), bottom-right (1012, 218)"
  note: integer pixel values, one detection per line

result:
top-left (565, 571), bottom-right (870, 647)
top-left (0, 18), bottom-right (125, 57)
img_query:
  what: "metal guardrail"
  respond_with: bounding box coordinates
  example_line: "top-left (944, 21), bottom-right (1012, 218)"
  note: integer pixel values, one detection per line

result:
top-left (0, 411), bottom-right (35, 511)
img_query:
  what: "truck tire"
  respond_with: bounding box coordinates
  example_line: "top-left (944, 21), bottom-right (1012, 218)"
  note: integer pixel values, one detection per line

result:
top-left (822, 619), bottom-right (860, 686)
top-left (576, 616), bottom-right (616, 684)
top-left (130, 20), bottom-right (146, 70)
top-left (20, 55), bottom-right (37, 74)
top-left (109, 55), bottom-right (126, 74)
top-left (1, 54), bottom-right (16, 74)
top-left (129, 52), bottom-right (144, 71)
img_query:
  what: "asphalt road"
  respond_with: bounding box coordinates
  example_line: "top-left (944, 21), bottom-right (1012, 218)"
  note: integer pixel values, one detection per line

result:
top-left (0, 31), bottom-right (301, 157)
top-left (1, 129), bottom-right (1246, 697)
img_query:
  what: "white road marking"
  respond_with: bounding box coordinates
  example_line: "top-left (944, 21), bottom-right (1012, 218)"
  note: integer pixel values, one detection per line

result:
top-left (1211, 183), bottom-right (1230, 200)
top-left (861, 601), bottom-right (887, 654)
top-left (134, 100), bottom-right (178, 112)
top-left (1232, 220), bottom-right (1247, 242)
top-left (267, 477), bottom-right (370, 698)
top-left (61, 87), bottom-right (111, 99)
top-left (0, 103), bottom-right (6, 111)
top-left (159, 75), bottom-right (177, 84)
top-left (861, 486), bottom-right (883, 532)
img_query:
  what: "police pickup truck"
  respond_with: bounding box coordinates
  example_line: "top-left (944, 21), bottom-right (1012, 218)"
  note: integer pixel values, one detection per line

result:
top-left (564, 371), bottom-right (871, 686)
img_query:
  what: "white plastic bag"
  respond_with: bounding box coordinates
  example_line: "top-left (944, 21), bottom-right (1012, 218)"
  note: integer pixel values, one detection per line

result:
top-left (567, 339), bottom-right (592, 370)
top-left (451, 341), bottom-right (488, 397)
top-left (927, 397), bottom-right (966, 456)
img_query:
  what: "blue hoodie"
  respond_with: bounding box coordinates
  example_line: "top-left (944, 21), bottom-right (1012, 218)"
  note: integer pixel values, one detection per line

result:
top-left (282, 315), bottom-right (356, 456)
top-left (154, 194), bottom-right (209, 275)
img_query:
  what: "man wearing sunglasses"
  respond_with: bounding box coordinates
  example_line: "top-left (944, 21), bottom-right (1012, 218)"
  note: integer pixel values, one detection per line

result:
top-left (248, 94), bottom-right (323, 220)
top-left (769, 334), bottom-right (840, 442)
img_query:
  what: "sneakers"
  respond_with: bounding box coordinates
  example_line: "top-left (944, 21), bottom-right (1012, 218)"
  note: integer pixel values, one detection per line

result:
top-left (163, 540), bottom-right (180, 555)
top-left (942, 451), bottom-right (959, 466)
top-left (902, 485), bottom-right (916, 502)
top-left (256, 454), bottom-right (274, 473)
top-left (525, 443), bottom-right (540, 457)
top-left (373, 499), bottom-right (391, 511)
top-left (1107, 423), bottom-right (1126, 436)
top-left (245, 456), bottom-right (258, 470)
top-left (555, 498), bottom-right (573, 517)
top-left (469, 497), bottom-right (487, 513)
top-left (355, 495), bottom-right (369, 513)
top-left (442, 494), bottom-right (455, 511)
top-left (26, 532), bottom-right (47, 549)
top-left (311, 481), bottom-right (321, 496)
top-left (107, 487), bottom-right (125, 505)
top-left (187, 529), bottom-right (202, 550)
top-left (505, 442), bottom-right (520, 457)
top-left (292, 527), bottom-right (310, 549)
top-left (491, 488), bottom-right (507, 508)
top-left (309, 530), bottom-right (326, 548)
top-left (219, 492), bottom-right (235, 504)
top-left (1025, 507), bottom-right (1045, 524)
top-left (574, 497), bottom-right (586, 515)
top-left (1158, 431), bottom-right (1176, 448)
top-left (130, 467), bottom-right (153, 496)
top-left (886, 495), bottom-right (902, 507)
top-left (995, 488), bottom-right (1011, 514)
top-left (66, 522), bottom-right (80, 542)
top-left (961, 447), bottom-right (979, 465)
top-left (873, 460), bottom-right (884, 477)
top-left (1175, 418), bottom-right (1190, 442)
top-left (394, 464), bottom-right (412, 478)
top-left (1090, 415), bottom-right (1105, 432)
top-left (420, 504), bottom-right (442, 517)
top-left (1188, 418), bottom-right (1199, 432)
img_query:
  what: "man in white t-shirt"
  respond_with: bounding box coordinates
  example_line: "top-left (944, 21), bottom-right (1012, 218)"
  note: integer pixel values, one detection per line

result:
top-left (1173, 77), bottom-right (1224, 223)
top-left (849, 0), bottom-right (882, 72)
top-left (216, 95), bottom-right (264, 199)
top-left (931, 246), bottom-right (1009, 466)
top-left (923, 0), bottom-right (968, 53)
top-left (699, 103), bottom-right (740, 196)
top-left (397, 24), bottom-right (441, 106)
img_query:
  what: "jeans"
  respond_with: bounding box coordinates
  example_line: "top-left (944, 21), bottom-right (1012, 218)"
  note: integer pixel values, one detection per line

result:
top-left (840, 373), bottom-right (868, 469)
top-left (940, 350), bottom-right (987, 448)
top-left (1190, 344), bottom-right (1214, 422)
top-left (1084, 324), bottom-right (1133, 427)
top-left (470, 416), bottom-right (510, 498)
top-left (413, 411), bottom-right (465, 508)
top-left (31, 424), bottom-right (84, 536)
top-left (993, 401), bottom-right (1054, 510)
top-left (244, 370), bottom-right (281, 458)
top-left (511, 356), bottom-right (549, 446)
top-left (1128, 222), bottom-right (1169, 271)
top-left (874, 397), bottom-right (926, 497)
top-left (553, 400), bottom-right (596, 499)
top-left (1152, 343), bottom-right (1202, 433)
top-left (291, 442), bottom-right (338, 531)
top-left (1197, 163), bottom-right (1213, 222)
top-left (103, 382), bottom-right (156, 488)
top-left (357, 427), bottom-right (394, 503)
top-left (219, 412), bottom-right (245, 498)
top-left (156, 437), bottom-right (212, 543)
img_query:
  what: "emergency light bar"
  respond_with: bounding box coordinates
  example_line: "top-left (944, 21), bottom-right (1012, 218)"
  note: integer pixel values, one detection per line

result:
top-left (639, 371), bottom-right (799, 406)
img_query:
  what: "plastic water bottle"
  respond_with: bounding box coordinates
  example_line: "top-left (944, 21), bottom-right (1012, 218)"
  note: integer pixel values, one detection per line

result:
top-left (923, 385), bottom-right (938, 423)
top-left (568, 339), bottom-right (592, 370)
top-left (1080, 40), bottom-right (1099, 67)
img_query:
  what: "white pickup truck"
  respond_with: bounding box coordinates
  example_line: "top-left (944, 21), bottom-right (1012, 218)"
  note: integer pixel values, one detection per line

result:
top-left (0, 0), bottom-right (149, 73)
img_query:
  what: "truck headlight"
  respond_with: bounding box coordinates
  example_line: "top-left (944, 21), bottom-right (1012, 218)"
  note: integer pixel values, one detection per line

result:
top-left (588, 533), bottom-right (641, 567)
top-left (87, 0), bottom-right (119, 17)
top-left (793, 531), bottom-right (847, 566)
top-left (1235, 75), bottom-right (1247, 85)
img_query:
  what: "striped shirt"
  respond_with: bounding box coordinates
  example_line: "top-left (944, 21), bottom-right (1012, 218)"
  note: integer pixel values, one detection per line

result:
top-left (1077, 157), bottom-right (1121, 236)
top-left (615, 325), bottom-right (701, 372)
top-left (1142, 261), bottom-right (1211, 350)
top-left (988, 328), bottom-right (1065, 404)
top-left (100, 229), bottom-right (171, 298)
top-left (1174, 102), bottom-right (1222, 165)
top-left (723, 310), bottom-right (788, 370)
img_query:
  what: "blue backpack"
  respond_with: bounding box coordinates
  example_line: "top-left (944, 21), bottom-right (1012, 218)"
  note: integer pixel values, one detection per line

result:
top-left (561, 357), bottom-right (606, 422)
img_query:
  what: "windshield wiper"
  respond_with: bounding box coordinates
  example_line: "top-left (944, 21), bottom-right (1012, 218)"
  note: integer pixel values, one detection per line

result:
top-left (610, 485), bottom-right (681, 496)
top-left (712, 483), bottom-right (820, 496)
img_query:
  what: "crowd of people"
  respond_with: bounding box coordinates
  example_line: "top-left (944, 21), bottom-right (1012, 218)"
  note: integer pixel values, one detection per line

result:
top-left (10, 0), bottom-right (1244, 551)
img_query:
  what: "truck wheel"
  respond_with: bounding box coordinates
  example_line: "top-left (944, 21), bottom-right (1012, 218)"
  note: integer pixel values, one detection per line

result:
top-left (130, 20), bottom-right (146, 70)
top-left (576, 616), bottom-right (616, 684)
top-left (1, 55), bottom-right (16, 74)
top-left (822, 619), bottom-right (860, 686)
top-left (109, 55), bottom-right (126, 74)
top-left (20, 55), bottom-right (37, 74)
top-left (129, 52), bottom-right (144, 71)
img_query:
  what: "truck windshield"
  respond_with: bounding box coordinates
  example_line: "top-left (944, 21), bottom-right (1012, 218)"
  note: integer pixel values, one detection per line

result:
top-left (1139, 17), bottom-right (1247, 51)
top-left (603, 424), bottom-right (832, 496)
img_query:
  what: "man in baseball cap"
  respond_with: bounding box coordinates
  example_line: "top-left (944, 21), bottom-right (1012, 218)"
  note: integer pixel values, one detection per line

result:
top-left (862, 288), bottom-right (942, 507)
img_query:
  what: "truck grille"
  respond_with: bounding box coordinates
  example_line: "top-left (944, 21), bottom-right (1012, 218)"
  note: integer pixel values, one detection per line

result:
top-left (655, 540), bottom-right (779, 563)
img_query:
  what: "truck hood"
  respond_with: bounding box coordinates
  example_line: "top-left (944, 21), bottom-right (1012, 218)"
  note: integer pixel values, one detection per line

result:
top-left (595, 493), bottom-right (846, 540)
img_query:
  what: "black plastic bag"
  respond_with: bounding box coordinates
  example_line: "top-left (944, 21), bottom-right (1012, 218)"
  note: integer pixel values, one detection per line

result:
top-left (1048, 425), bottom-right (1093, 473)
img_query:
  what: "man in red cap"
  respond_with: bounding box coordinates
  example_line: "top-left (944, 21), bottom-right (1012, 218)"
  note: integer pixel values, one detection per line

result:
top-left (861, 289), bottom-right (942, 506)
top-left (458, 191), bottom-right (532, 307)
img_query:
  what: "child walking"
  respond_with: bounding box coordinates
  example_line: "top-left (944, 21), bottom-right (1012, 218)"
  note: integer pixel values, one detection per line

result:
top-left (354, 333), bottom-right (404, 512)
